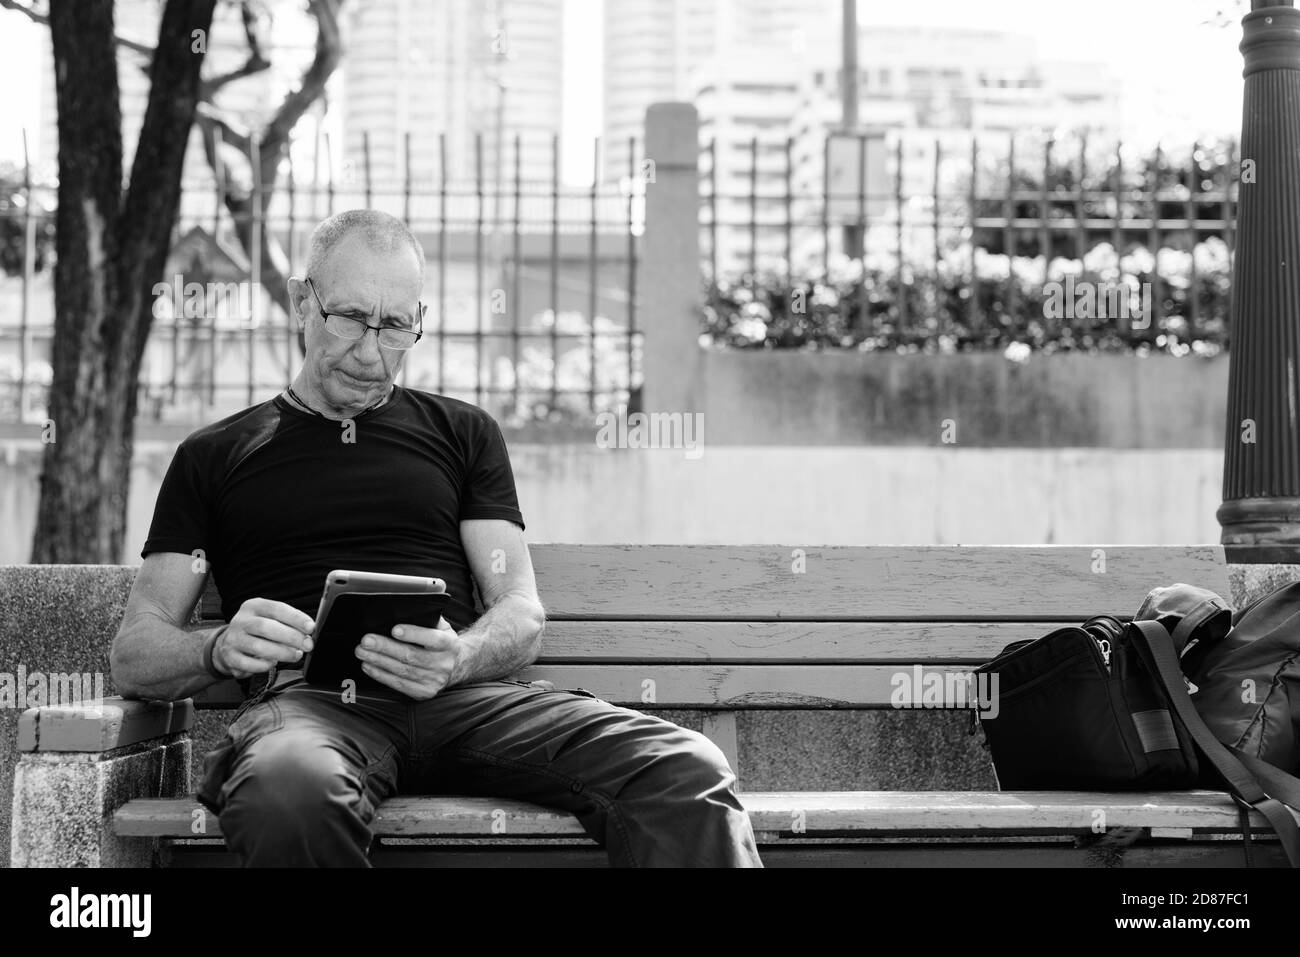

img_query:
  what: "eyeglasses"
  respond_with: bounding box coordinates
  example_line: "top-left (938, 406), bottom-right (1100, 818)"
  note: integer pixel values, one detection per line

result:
top-left (305, 277), bottom-right (425, 351)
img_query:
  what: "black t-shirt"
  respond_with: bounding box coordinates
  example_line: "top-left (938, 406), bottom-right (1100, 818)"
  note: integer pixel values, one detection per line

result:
top-left (141, 386), bottom-right (525, 631)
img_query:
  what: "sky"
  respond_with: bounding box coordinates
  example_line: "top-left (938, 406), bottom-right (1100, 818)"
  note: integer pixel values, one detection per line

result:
top-left (0, 13), bottom-right (42, 166)
top-left (0, 0), bottom-right (1248, 179)
top-left (861, 0), bottom-right (1245, 145)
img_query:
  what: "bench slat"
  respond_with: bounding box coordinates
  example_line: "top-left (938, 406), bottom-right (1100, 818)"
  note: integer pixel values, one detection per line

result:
top-left (517, 663), bottom-right (989, 707)
top-left (113, 791), bottom-right (1271, 839)
top-left (188, 662), bottom-right (997, 711)
top-left (528, 545), bottom-right (1230, 619)
top-left (196, 545), bottom-right (1229, 623)
top-left (533, 621), bottom-right (1061, 662)
top-left (190, 664), bottom-right (1061, 710)
top-left (190, 623), bottom-right (1061, 679)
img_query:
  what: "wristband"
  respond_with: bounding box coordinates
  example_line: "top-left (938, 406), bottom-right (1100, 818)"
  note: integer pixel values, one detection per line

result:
top-left (202, 626), bottom-right (233, 679)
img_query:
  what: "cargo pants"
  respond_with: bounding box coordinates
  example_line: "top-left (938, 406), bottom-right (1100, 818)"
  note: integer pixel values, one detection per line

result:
top-left (197, 670), bottom-right (763, 867)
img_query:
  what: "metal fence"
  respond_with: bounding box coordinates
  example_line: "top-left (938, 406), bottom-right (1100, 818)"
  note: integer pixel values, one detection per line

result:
top-left (1, 123), bottom-right (1244, 425)
top-left (701, 129), bottom-right (1238, 351)
top-left (1, 130), bottom-right (644, 425)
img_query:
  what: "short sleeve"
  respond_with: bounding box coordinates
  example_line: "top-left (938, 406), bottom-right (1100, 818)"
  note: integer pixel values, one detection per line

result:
top-left (141, 442), bottom-right (212, 558)
top-left (459, 413), bottom-right (525, 529)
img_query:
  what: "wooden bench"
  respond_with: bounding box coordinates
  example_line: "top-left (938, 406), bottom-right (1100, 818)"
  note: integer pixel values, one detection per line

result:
top-left (11, 545), bottom-right (1286, 867)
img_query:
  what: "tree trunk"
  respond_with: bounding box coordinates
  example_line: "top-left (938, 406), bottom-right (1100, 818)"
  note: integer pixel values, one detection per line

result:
top-left (31, 0), bottom-right (216, 564)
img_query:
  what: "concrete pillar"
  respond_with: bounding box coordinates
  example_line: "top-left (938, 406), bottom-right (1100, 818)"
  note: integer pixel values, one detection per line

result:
top-left (11, 739), bottom-right (191, 867)
top-left (10, 699), bottom-right (193, 867)
top-left (641, 103), bottom-right (703, 416)
top-left (1219, 0), bottom-right (1300, 561)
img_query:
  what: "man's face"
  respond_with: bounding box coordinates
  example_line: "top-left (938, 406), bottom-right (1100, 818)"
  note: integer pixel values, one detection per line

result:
top-left (293, 234), bottom-right (424, 413)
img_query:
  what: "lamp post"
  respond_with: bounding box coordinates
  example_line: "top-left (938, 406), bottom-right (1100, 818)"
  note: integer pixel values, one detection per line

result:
top-left (1218, 0), bottom-right (1300, 562)
top-left (841, 0), bottom-right (863, 259)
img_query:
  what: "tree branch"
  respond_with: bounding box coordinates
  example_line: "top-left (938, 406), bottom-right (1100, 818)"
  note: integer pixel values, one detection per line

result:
top-left (261, 0), bottom-right (341, 155)
top-left (239, 0), bottom-right (269, 63)
top-left (198, 0), bottom-right (270, 99)
top-left (0, 0), bottom-right (155, 57)
top-left (195, 101), bottom-right (251, 155)
top-left (188, 0), bottom-right (342, 359)
top-left (200, 56), bottom-right (270, 97)
top-left (0, 0), bottom-right (45, 25)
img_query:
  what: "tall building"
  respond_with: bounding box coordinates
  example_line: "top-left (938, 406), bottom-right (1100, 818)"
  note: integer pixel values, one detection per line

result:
top-left (602, 0), bottom-right (836, 184)
top-left (341, 0), bottom-right (564, 191)
top-left (695, 56), bottom-right (805, 278)
top-left (846, 26), bottom-right (1120, 134)
top-left (693, 23), bottom-right (1123, 278)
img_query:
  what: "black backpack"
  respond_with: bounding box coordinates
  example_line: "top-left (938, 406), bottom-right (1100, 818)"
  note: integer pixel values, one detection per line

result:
top-left (1164, 581), bottom-right (1300, 775)
top-left (974, 580), bottom-right (1300, 866)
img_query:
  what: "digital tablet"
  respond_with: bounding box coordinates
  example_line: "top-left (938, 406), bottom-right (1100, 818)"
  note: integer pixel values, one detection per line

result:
top-left (302, 570), bottom-right (450, 687)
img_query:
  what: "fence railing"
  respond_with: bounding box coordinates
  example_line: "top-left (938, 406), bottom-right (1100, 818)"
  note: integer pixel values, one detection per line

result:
top-left (1, 121), bottom-right (1243, 426)
top-left (1, 130), bottom-right (645, 426)
top-left (700, 129), bottom-right (1238, 353)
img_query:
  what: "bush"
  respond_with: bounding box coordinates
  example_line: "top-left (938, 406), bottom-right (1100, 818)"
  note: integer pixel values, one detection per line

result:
top-left (702, 238), bottom-right (1231, 358)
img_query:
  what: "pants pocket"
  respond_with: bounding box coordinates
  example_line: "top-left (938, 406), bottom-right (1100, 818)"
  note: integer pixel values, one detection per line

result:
top-left (196, 735), bottom-right (239, 816)
top-left (499, 678), bottom-right (556, 692)
top-left (195, 686), bottom-right (284, 815)
top-left (499, 678), bottom-right (604, 702)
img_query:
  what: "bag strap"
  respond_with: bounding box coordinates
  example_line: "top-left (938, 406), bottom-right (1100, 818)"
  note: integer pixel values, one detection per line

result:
top-left (1167, 598), bottom-right (1223, 657)
top-left (1233, 748), bottom-right (1300, 811)
top-left (1128, 619), bottom-right (1300, 867)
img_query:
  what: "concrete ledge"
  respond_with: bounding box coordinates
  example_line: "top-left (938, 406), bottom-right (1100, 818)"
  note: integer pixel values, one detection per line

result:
top-left (1227, 562), bottom-right (1300, 608)
top-left (10, 736), bottom-right (191, 867)
top-left (18, 697), bottom-right (194, 753)
top-left (0, 563), bottom-right (143, 865)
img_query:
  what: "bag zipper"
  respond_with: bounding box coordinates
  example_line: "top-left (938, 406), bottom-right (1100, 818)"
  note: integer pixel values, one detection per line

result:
top-left (969, 636), bottom-right (1104, 737)
top-left (971, 627), bottom-right (1114, 736)
top-left (987, 641), bottom-right (1102, 702)
top-left (1083, 615), bottom-right (1125, 674)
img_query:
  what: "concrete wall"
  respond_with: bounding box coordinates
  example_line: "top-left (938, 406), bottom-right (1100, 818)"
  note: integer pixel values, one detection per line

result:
top-left (0, 350), bottom-right (1233, 449)
top-left (0, 349), bottom-right (1233, 562)
top-left (0, 441), bottom-right (1225, 564)
top-left (697, 351), bottom-right (1229, 448)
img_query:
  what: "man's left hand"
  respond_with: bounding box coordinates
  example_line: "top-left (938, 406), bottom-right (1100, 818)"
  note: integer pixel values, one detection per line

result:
top-left (356, 616), bottom-right (461, 700)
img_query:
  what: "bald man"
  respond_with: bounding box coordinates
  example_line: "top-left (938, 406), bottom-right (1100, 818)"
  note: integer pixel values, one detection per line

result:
top-left (111, 210), bottom-right (761, 868)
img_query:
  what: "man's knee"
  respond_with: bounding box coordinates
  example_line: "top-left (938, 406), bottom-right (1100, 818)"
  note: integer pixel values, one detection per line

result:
top-left (222, 730), bottom-right (367, 828)
top-left (677, 729), bottom-right (736, 785)
top-left (604, 724), bottom-right (758, 866)
top-left (622, 726), bottom-right (739, 804)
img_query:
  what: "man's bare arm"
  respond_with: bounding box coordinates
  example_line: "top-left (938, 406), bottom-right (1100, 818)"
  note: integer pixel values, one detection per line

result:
top-left (111, 552), bottom-right (228, 701)
top-left (446, 518), bottom-right (546, 686)
top-left (111, 552), bottom-right (316, 701)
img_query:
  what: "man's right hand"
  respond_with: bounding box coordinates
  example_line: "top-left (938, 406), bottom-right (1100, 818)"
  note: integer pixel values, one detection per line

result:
top-left (214, 598), bottom-right (316, 678)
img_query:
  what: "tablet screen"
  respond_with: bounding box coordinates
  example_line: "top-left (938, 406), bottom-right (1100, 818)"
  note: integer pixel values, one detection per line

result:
top-left (304, 590), bottom-right (452, 688)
